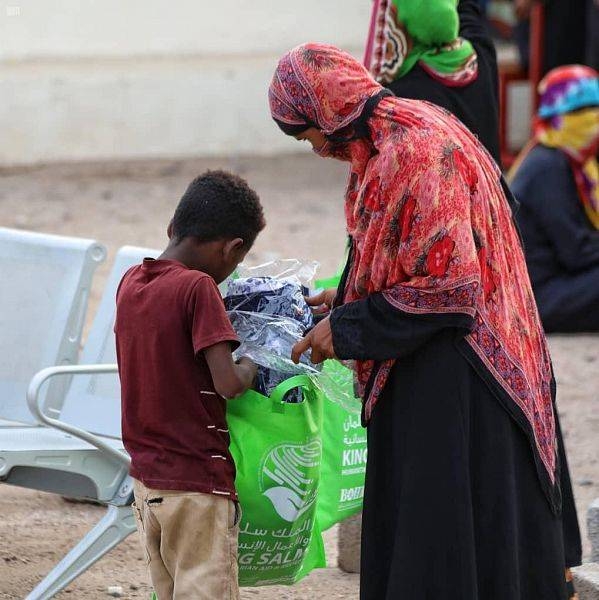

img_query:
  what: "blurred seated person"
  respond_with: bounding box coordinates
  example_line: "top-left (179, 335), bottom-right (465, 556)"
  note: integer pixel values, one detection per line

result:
top-left (510, 65), bottom-right (599, 332)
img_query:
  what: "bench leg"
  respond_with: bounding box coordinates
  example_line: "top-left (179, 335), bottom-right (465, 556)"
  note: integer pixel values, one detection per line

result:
top-left (25, 504), bottom-right (136, 600)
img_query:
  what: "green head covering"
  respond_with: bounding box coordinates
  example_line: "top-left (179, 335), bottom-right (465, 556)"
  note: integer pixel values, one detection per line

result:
top-left (366, 0), bottom-right (478, 85)
top-left (396, 0), bottom-right (474, 79)
top-left (398, 0), bottom-right (459, 46)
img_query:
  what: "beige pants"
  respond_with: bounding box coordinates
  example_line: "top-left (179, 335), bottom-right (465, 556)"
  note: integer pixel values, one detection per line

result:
top-left (132, 479), bottom-right (240, 600)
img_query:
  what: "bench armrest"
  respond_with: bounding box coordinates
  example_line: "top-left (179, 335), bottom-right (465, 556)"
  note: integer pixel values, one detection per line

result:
top-left (27, 364), bottom-right (130, 469)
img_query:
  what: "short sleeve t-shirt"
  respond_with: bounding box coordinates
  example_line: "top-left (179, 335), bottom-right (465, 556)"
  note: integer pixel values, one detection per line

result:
top-left (115, 258), bottom-right (239, 498)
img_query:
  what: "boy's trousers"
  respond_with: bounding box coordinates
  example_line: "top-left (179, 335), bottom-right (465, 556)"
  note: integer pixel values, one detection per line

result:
top-left (132, 478), bottom-right (240, 600)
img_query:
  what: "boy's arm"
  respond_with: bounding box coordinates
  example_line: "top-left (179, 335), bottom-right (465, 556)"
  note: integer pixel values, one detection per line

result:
top-left (204, 342), bottom-right (257, 399)
top-left (188, 276), bottom-right (255, 398)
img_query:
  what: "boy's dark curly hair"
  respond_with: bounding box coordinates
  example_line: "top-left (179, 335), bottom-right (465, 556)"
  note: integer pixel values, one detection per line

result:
top-left (172, 170), bottom-right (265, 247)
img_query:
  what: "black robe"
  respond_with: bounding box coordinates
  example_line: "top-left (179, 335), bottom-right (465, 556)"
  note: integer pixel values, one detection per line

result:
top-left (330, 291), bottom-right (582, 600)
top-left (511, 144), bottom-right (599, 333)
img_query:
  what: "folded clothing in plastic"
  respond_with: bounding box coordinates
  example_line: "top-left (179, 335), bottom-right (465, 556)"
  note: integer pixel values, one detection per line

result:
top-left (225, 277), bottom-right (313, 330)
top-left (225, 277), bottom-right (315, 402)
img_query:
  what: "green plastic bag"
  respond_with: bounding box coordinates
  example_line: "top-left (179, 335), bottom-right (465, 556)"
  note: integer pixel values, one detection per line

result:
top-left (317, 360), bottom-right (366, 531)
top-left (312, 274), bottom-right (366, 531)
top-left (227, 375), bottom-right (327, 586)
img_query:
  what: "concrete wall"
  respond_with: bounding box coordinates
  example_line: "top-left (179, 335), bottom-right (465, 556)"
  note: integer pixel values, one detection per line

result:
top-left (0, 0), bottom-right (371, 164)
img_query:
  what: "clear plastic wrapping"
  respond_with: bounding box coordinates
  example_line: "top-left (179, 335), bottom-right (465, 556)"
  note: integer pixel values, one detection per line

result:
top-left (236, 259), bottom-right (320, 287)
top-left (314, 359), bottom-right (361, 414)
top-left (225, 259), bottom-right (357, 409)
top-left (225, 260), bottom-right (318, 401)
top-left (225, 277), bottom-right (314, 331)
top-left (228, 311), bottom-right (318, 376)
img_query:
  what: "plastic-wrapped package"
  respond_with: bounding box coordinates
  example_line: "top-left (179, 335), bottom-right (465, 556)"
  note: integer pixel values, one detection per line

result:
top-left (225, 277), bottom-right (314, 331)
top-left (225, 264), bottom-right (318, 402)
top-left (225, 261), bottom-right (356, 409)
top-left (228, 311), bottom-right (319, 401)
top-left (229, 309), bottom-right (358, 410)
top-left (227, 309), bottom-right (317, 402)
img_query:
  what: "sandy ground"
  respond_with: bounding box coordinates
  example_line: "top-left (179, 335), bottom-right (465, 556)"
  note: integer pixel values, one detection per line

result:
top-left (0, 154), bottom-right (597, 599)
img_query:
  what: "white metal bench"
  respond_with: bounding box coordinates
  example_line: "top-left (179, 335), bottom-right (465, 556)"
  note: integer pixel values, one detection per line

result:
top-left (0, 245), bottom-right (159, 599)
top-left (0, 227), bottom-right (106, 425)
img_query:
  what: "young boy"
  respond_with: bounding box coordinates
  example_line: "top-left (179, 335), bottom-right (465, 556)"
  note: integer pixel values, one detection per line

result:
top-left (115, 170), bottom-right (265, 599)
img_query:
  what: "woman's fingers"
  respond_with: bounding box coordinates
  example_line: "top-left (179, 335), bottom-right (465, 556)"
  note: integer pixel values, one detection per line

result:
top-left (306, 288), bottom-right (337, 314)
top-left (292, 317), bottom-right (336, 365)
top-left (311, 304), bottom-right (331, 316)
top-left (305, 290), bottom-right (328, 307)
top-left (292, 335), bottom-right (312, 364)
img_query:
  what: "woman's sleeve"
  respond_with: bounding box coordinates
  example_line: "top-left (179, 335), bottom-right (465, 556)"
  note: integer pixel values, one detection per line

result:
top-left (458, 0), bottom-right (499, 103)
top-left (331, 292), bottom-right (474, 361)
top-left (458, 0), bottom-right (490, 44)
top-left (331, 146), bottom-right (483, 362)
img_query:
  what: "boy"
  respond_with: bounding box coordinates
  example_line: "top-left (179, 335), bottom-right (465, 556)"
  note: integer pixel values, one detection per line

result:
top-left (115, 170), bottom-right (265, 599)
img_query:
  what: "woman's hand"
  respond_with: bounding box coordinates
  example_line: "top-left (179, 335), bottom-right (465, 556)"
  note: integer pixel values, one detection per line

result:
top-left (292, 316), bottom-right (336, 365)
top-left (306, 288), bottom-right (337, 315)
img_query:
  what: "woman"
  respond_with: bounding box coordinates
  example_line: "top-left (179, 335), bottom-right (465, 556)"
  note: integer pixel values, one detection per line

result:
top-left (269, 43), bottom-right (581, 599)
top-left (365, 0), bottom-right (500, 164)
top-left (510, 65), bottom-right (599, 332)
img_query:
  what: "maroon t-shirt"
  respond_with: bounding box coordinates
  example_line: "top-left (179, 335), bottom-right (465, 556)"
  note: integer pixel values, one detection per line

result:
top-left (115, 258), bottom-right (239, 498)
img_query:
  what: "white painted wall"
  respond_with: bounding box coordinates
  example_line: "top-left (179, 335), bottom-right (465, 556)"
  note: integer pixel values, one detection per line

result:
top-left (0, 0), bottom-right (371, 164)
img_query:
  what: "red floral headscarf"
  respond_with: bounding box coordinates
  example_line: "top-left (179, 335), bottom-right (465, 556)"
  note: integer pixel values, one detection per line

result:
top-left (269, 43), bottom-right (381, 134)
top-left (270, 44), bottom-right (558, 508)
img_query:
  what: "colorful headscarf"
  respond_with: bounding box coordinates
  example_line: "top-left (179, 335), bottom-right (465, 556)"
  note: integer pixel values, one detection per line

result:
top-left (364, 0), bottom-right (478, 86)
top-left (510, 65), bottom-right (599, 229)
top-left (270, 44), bottom-right (559, 510)
top-left (269, 45), bottom-right (382, 135)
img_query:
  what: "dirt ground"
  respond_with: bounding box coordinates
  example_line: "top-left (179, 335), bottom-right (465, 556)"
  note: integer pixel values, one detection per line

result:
top-left (0, 154), bottom-right (598, 599)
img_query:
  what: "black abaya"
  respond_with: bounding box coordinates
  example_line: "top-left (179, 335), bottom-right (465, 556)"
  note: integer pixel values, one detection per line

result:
top-left (330, 294), bottom-right (582, 600)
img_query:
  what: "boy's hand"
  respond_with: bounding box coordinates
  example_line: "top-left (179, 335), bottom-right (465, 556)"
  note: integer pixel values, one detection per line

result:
top-left (306, 288), bottom-right (337, 315)
top-left (292, 317), bottom-right (336, 365)
top-left (237, 356), bottom-right (258, 385)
